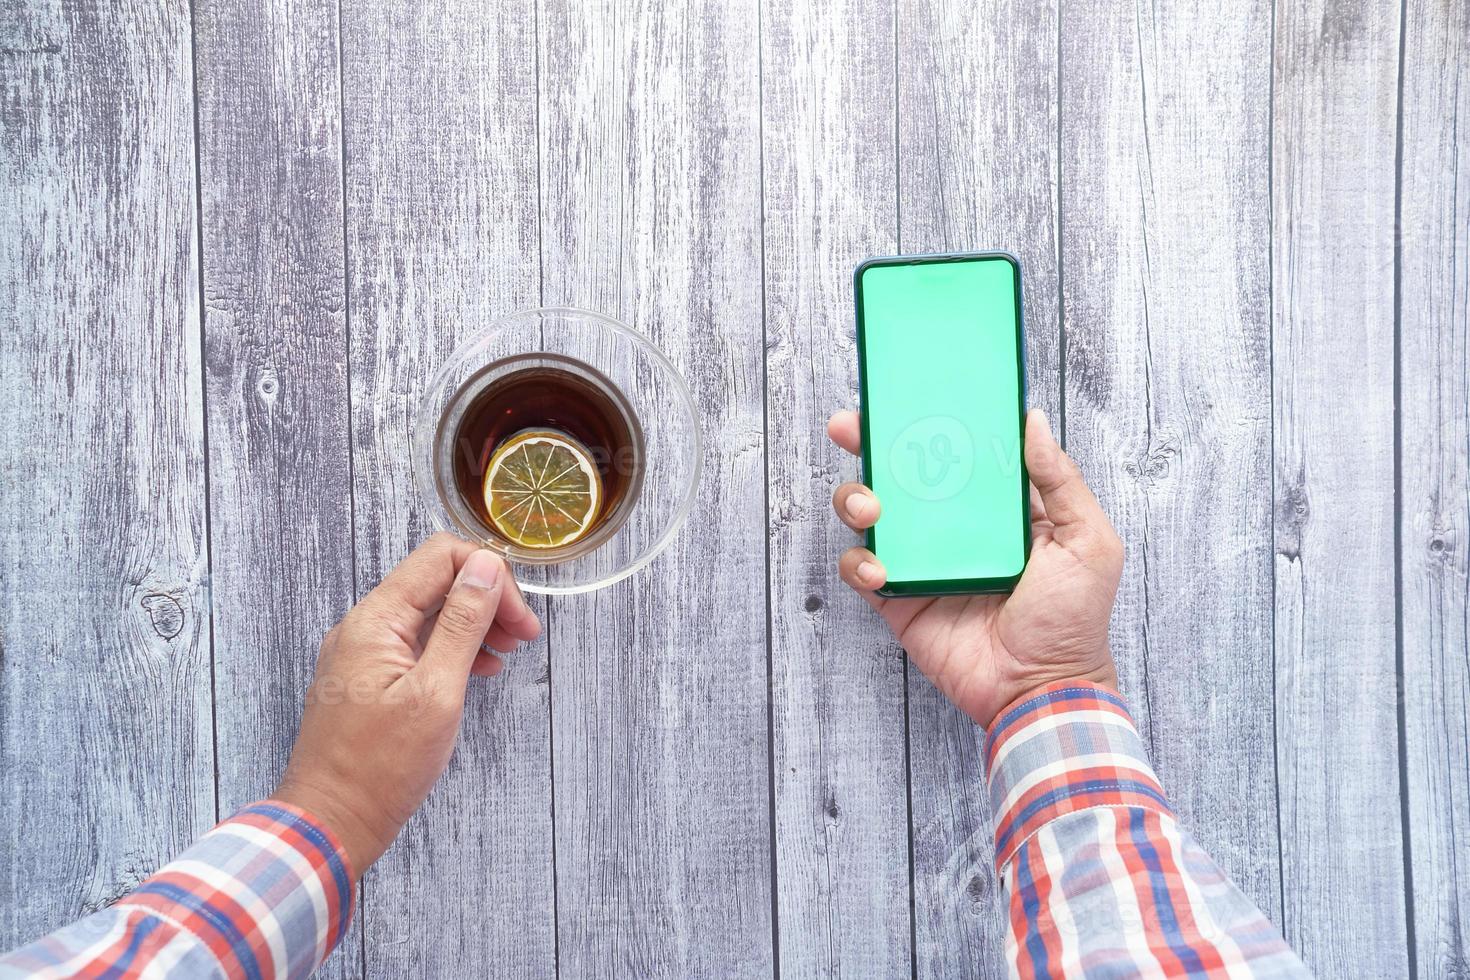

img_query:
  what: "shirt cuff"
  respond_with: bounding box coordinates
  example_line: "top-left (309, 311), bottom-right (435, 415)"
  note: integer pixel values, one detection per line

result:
top-left (112, 800), bottom-right (355, 979)
top-left (984, 680), bottom-right (1172, 874)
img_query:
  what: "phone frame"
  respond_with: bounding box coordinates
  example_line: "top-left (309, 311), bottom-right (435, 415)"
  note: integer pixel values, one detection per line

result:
top-left (853, 250), bottom-right (1031, 596)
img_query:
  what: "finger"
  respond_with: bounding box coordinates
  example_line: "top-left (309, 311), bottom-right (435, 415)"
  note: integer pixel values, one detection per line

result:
top-left (827, 410), bottom-right (862, 457)
top-left (420, 614), bottom-right (523, 658)
top-left (481, 622), bottom-right (522, 654)
top-left (1029, 484), bottom-right (1049, 524)
top-left (495, 570), bottom-right (542, 642)
top-left (415, 591), bottom-right (535, 658)
top-left (471, 650), bottom-right (505, 677)
top-left (360, 533), bottom-right (476, 626)
top-left (1024, 409), bottom-right (1111, 532)
top-left (836, 546), bottom-right (889, 616)
top-left (838, 545), bottom-right (888, 595)
top-left (832, 481), bottom-right (880, 531)
top-left (416, 549), bottom-right (507, 689)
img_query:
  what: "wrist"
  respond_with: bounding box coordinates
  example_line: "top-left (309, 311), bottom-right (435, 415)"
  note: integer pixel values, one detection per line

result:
top-left (271, 776), bottom-right (387, 881)
top-left (986, 660), bottom-right (1119, 729)
top-left (1068, 661), bottom-right (1118, 695)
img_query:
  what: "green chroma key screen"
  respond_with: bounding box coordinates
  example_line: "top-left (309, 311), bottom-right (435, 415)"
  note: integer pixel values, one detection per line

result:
top-left (855, 253), bottom-right (1029, 593)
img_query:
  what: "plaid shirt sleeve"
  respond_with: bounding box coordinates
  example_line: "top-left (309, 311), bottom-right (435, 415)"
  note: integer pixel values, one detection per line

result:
top-left (0, 801), bottom-right (354, 979)
top-left (986, 681), bottom-right (1313, 978)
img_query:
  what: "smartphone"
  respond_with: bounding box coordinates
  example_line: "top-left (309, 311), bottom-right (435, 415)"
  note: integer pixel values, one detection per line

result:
top-left (853, 251), bottom-right (1029, 596)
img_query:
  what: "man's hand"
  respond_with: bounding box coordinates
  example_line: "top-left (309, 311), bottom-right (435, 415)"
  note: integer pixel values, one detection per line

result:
top-left (272, 533), bottom-right (541, 876)
top-left (829, 408), bottom-right (1121, 728)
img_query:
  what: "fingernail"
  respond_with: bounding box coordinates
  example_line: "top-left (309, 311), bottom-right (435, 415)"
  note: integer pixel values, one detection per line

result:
top-left (458, 549), bottom-right (502, 590)
top-left (857, 560), bottom-right (878, 585)
top-left (845, 493), bottom-right (872, 522)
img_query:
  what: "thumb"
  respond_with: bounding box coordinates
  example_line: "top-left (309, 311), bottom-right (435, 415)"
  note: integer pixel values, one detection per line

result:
top-left (418, 549), bottom-right (506, 687)
top-left (1024, 409), bottom-right (1109, 531)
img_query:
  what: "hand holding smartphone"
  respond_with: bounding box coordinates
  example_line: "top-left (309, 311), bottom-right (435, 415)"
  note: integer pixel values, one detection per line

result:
top-left (853, 251), bottom-right (1031, 595)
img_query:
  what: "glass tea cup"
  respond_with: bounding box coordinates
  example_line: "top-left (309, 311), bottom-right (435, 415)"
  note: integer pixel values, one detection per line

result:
top-left (412, 308), bottom-right (701, 595)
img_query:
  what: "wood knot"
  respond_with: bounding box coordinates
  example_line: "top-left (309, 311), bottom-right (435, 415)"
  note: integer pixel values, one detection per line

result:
top-left (140, 593), bottom-right (185, 640)
top-left (823, 795), bottom-right (840, 820)
top-left (1425, 524), bottom-right (1457, 564)
top-left (256, 366), bottom-right (280, 405)
top-left (1276, 482), bottom-right (1310, 560)
top-left (804, 594), bottom-right (823, 612)
top-left (1122, 434), bottom-right (1179, 488)
top-left (81, 860), bottom-right (148, 915)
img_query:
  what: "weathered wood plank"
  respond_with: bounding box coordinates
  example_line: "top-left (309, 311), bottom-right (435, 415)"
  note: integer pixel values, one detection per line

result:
top-left (1399, 1), bottom-right (1469, 976)
top-left (1059, 0), bottom-right (1282, 926)
top-left (1272, 0), bottom-right (1408, 972)
top-left (340, 2), bottom-right (555, 975)
top-left (190, 0), bottom-right (360, 974)
top-left (762, 0), bottom-right (912, 974)
top-left (897, 0), bottom-right (1059, 974)
top-left (0, 0), bottom-right (214, 942)
top-left (536, 1), bottom-right (773, 974)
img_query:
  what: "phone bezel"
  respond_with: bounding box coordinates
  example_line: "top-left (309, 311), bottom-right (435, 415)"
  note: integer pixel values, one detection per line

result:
top-left (852, 250), bottom-right (1032, 596)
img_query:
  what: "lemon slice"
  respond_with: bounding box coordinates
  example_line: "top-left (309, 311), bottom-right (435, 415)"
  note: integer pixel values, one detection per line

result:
top-left (483, 429), bottom-right (603, 548)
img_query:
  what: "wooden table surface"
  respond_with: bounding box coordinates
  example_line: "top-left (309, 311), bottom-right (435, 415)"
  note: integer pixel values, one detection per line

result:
top-left (3, 0), bottom-right (1467, 977)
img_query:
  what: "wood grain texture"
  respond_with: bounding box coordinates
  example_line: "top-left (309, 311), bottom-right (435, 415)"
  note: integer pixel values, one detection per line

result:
top-left (2, 1), bottom-right (1454, 974)
top-left (897, 1), bottom-right (1059, 974)
top-left (761, 0), bottom-right (912, 974)
top-left (190, 0), bottom-right (361, 973)
top-left (340, 2), bottom-right (555, 975)
top-left (1399, 0), bottom-right (1469, 976)
top-left (1272, 0), bottom-right (1408, 971)
top-left (1060, 0), bottom-right (1282, 923)
top-left (0, 0), bottom-right (214, 942)
top-left (536, 0), bottom-right (773, 974)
